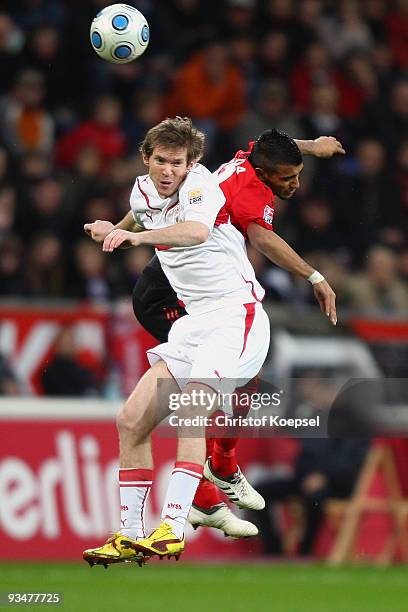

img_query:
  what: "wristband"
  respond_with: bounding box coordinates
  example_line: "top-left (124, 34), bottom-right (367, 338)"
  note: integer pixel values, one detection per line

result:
top-left (307, 270), bottom-right (325, 285)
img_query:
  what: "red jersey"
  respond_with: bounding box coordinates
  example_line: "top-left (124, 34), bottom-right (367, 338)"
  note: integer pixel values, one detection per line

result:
top-left (215, 144), bottom-right (275, 237)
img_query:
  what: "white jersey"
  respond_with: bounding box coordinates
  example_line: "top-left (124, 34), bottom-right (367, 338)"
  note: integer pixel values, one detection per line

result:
top-left (129, 163), bottom-right (265, 314)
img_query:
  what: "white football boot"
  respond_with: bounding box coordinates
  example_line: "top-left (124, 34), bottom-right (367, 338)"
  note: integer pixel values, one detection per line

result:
top-left (203, 459), bottom-right (265, 511)
top-left (189, 503), bottom-right (258, 538)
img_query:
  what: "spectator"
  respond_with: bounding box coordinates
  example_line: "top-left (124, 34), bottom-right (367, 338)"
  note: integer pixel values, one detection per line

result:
top-left (41, 326), bottom-right (99, 397)
top-left (345, 245), bottom-right (408, 315)
top-left (257, 31), bottom-right (291, 82)
top-left (291, 0), bottom-right (323, 57)
top-left (56, 96), bottom-right (127, 171)
top-left (387, 0), bottom-right (408, 70)
top-left (0, 13), bottom-right (24, 93)
top-left (0, 185), bottom-right (17, 238)
top-left (336, 51), bottom-right (379, 118)
top-left (222, 0), bottom-right (257, 39)
top-left (21, 23), bottom-right (70, 110)
top-left (318, 0), bottom-right (373, 61)
top-left (0, 68), bottom-right (54, 157)
top-left (123, 90), bottom-right (164, 155)
top-left (233, 80), bottom-right (303, 145)
top-left (154, 0), bottom-right (219, 64)
top-left (0, 234), bottom-right (27, 297)
top-left (360, 78), bottom-right (408, 153)
top-left (0, 147), bottom-right (11, 184)
top-left (362, 0), bottom-right (389, 42)
top-left (165, 40), bottom-right (246, 162)
top-left (17, 151), bottom-right (53, 187)
top-left (70, 239), bottom-right (118, 302)
top-left (301, 81), bottom-right (351, 147)
top-left (290, 42), bottom-right (338, 113)
top-left (291, 196), bottom-right (349, 259)
top-left (394, 139), bottom-right (408, 229)
top-left (120, 245), bottom-right (155, 296)
top-left (258, 0), bottom-right (297, 41)
top-left (333, 138), bottom-right (400, 263)
top-left (18, 177), bottom-right (67, 242)
top-left (25, 232), bottom-right (64, 298)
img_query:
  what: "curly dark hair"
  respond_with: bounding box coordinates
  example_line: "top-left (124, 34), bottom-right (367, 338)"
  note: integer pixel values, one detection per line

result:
top-left (248, 128), bottom-right (302, 171)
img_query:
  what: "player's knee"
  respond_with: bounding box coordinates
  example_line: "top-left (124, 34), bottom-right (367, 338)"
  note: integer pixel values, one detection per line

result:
top-left (117, 403), bottom-right (145, 441)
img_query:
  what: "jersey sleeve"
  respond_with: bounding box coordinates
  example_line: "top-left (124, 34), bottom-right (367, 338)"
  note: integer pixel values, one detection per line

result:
top-left (229, 181), bottom-right (275, 236)
top-left (179, 167), bottom-right (226, 231)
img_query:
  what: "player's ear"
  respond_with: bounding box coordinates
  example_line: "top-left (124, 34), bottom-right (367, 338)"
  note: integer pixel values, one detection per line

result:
top-left (254, 166), bottom-right (266, 181)
top-left (142, 153), bottom-right (150, 167)
top-left (186, 159), bottom-right (196, 172)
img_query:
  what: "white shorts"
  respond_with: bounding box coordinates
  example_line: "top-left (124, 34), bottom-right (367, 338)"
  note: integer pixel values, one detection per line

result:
top-left (147, 301), bottom-right (270, 394)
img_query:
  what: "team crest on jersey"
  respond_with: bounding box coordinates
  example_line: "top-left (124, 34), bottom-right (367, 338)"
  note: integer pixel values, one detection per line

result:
top-left (263, 204), bottom-right (274, 225)
top-left (188, 189), bottom-right (203, 205)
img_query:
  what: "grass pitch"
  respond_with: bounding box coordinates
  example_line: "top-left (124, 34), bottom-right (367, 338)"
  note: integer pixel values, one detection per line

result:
top-left (1, 562), bottom-right (407, 612)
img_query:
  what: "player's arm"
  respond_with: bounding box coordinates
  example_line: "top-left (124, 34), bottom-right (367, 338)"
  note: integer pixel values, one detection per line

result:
top-left (247, 222), bottom-right (337, 325)
top-left (102, 221), bottom-right (210, 251)
top-left (294, 137), bottom-right (345, 158)
top-left (84, 211), bottom-right (143, 244)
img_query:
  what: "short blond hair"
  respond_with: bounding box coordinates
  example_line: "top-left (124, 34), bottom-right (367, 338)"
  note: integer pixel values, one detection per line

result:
top-left (140, 116), bottom-right (205, 163)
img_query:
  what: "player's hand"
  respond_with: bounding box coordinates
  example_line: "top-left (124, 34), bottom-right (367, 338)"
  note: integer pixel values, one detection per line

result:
top-left (312, 279), bottom-right (337, 326)
top-left (103, 228), bottom-right (140, 251)
top-left (312, 136), bottom-right (346, 158)
top-left (84, 220), bottom-right (114, 243)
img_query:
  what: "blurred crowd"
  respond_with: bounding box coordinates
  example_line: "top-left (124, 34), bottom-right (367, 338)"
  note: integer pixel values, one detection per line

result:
top-left (0, 0), bottom-right (407, 317)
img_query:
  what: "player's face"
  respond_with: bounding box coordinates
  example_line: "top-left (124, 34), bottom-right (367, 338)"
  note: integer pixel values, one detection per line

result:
top-left (144, 146), bottom-right (193, 198)
top-left (256, 163), bottom-right (304, 199)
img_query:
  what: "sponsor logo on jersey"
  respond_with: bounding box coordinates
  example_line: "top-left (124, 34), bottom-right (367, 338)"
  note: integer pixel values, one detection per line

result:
top-left (263, 204), bottom-right (274, 225)
top-left (188, 189), bottom-right (203, 205)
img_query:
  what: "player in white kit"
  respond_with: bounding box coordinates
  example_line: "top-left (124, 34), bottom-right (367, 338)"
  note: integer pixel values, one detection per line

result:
top-left (83, 117), bottom-right (270, 566)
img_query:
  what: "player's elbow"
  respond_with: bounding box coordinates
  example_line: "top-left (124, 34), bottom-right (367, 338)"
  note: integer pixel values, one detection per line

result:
top-left (190, 222), bottom-right (210, 245)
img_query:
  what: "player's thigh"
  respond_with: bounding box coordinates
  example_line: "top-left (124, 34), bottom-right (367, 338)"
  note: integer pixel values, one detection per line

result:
top-left (190, 303), bottom-right (270, 385)
top-left (237, 305), bottom-right (270, 381)
top-left (119, 360), bottom-right (176, 436)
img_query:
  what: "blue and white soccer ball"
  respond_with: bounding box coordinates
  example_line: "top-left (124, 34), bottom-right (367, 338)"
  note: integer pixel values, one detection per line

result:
top-left (90, 3), bottom-right (149, 64)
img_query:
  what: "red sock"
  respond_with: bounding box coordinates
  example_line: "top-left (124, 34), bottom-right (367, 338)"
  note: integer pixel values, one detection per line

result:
top-left (211, 439), bottom-right (238, 476)
top-left (210, 377), bottom-right (260, 477)
top-left (193, 478), bottom-right (222, 509)
top-left (192, 420), bottom-right (222, 509)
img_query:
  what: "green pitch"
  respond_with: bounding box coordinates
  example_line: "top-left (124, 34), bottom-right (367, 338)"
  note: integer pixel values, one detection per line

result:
top-left (1, 562), bottom-right (407, 612)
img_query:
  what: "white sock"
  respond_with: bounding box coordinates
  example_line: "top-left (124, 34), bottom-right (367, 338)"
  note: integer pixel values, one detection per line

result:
top-left (161, 461), bottom-right (203, 539)
top-left (119, 468), bottom-right (152, 540)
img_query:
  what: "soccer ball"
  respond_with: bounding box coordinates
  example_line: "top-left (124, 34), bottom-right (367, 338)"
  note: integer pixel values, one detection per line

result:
top-left (90, 3), bottom-right (149, 64)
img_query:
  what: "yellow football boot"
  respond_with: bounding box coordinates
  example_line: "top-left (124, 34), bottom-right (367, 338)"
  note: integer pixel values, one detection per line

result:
top-left (133, 522), bottom-right (185, 560)
top-left (83, 532), bottom-right (147, 568)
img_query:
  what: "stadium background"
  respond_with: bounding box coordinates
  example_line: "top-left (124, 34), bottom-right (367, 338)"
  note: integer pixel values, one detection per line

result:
top-left (0, 1), bottom-right (407, 610)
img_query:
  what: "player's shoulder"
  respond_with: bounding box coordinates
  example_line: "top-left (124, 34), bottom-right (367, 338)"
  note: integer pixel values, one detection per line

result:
top-left (180, 163), bottom-right (220, 197)
top-left (185, 162), bottom-right (215, 183)
top-left (130, 172), bottom-right (150, 193)
top-left (232, 170), bottom-right (273, 205)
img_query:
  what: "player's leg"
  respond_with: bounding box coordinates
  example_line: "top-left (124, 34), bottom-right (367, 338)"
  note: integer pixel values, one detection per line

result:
top-left (211, 376), bottom-right (259, 476)
top-left (203, 306), bottom-right (270, 511)
top-left (132, 256), bottom-right (252, 534)
top-left (83, 360), bottom-right (174, 567)
top-left (191, 402), bottom-right (260, 538)
top-left (133, 382), bottom-right (209, 559)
